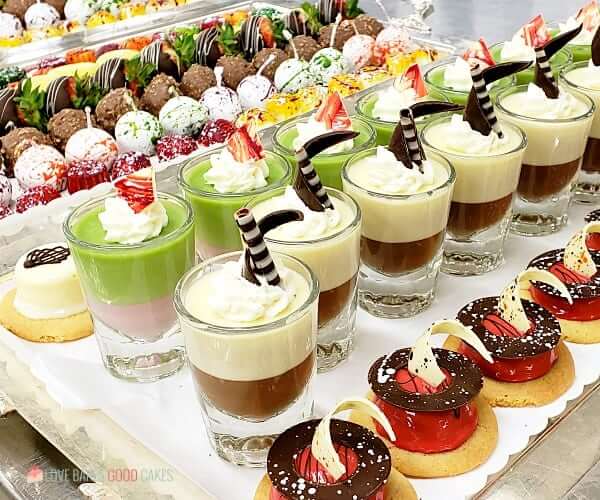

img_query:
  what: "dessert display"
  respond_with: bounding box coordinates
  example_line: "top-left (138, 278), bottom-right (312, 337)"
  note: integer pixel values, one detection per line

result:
top-left (449, 269), bottom-right (575, 406)
top-left (273, 92), bottom-right (376, 190)
top-left (351, 320), bottom-right (498, 477)
top-left (174, 207), bottom-right (318, 465)
top-left (64, 168), bottom-right (195, 381)
top-left (526, 221), bottom-right (600, 344)
top-left (560, 26), bottom-right (600, 202)
top-left (248, 129), bottom-right (361, 371)
top-left (179, 124), bottom-right (292, 259)
top-left (422, 61), bottom-right (529, 275)
top-left (495, 25), bottom-right (595, 235)
top-left (555, 1), bottom-right (600, 62)
top-left (342, 101), bottom-right (459, 318)
top-left (0, 243), bottom-right (93, 342)
top-left (254, 398), bottom-right (417, 500)
top-left (490, 15), bottom-right (574, 85)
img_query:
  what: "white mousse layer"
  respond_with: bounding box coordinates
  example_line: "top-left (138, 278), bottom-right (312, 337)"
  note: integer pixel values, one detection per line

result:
top-left (423, 115), bottom-right (525, 203)
top-left (564, 62), bottom-right (600, 138)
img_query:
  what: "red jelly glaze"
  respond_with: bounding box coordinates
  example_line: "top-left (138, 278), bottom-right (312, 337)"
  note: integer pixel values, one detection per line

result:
top-left (587, 233), bottom-right (600, 252)
top-left (530, 263), bottom-right (600, 321)
top-left (269, 445), bottom-right (384, 500)
top-left (373, 369), bottom-right (478, 454)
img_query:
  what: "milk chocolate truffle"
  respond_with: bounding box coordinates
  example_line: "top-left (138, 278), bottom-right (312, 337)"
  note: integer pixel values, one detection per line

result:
top-left (353, 14), bottom-right (384, 38)
top-left (48, 109), bottom-right (93, 152)
top-left (95, 88), bottom-right (139, 133)
top-left (253, 48), bottom-right (288, 81)
top-left (140, 73), bottom-right (180, 116)
top-left (285, 35), bottom-right (320, 61)
top-left (2, 0), bottom-right (62, 19)
top-left (1, 127), bottom-right (51, 177)
top-left (180, 64), bottom-right (216, 100)
top-left (216, 55), bottom-right (254, 90)
top-left (319, 22), bottom-right (355, 50)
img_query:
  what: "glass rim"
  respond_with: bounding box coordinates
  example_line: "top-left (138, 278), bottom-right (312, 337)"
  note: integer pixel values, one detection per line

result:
top-left (560, 60), bottom-right (600, 93)
top-left (177, 149), bottom-right (292, 199)
top-left (63, 191), bottom-right (194, 251)
top-left (341, 147), bottom-right (456, 201)
top-left (173, 251), bottom-right (320, 334)
top-left (272, 115), bottom-right (376, 158)
top-left (488, 40), bottom-right (574, 63)
top-left (245, 186), bottom-right (362, 246)
top-left (420, 114), bottom-right (528, 159)
top-left (494, 83), bottom-right (596, 123)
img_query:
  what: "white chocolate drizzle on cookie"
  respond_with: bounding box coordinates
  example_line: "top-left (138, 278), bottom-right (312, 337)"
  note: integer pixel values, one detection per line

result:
top-left (564, 222), bottom-right (600, 278)
top-left (408, 319), bottom-right (493, 388)
top-left (499, 268), bottom-right (573, 333)
top-left (311, 397), bottom-right (395, 482)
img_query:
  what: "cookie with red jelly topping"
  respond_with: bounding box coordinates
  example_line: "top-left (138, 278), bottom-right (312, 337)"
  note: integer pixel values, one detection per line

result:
top-left (0, 204), bottom-right (13, 220)
top-left (15, 185), bottom-right (60, 213)
top-left (155, 134), bottom-right (199, 162)
top-left (584, 210), bottom-right (600, 250)
top-left (66, 159), bottom-right (110, 194)
top-left (197, 119), bottom-right (235, 148)
top-left (111, 152), bottom-right (151, 180)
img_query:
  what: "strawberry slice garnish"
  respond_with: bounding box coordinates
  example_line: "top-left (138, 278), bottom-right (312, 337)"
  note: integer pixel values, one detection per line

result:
top-left (549, 262), bottom-right (590, 284)
top-left (114, 167), bottom-right (156, 213)
top-left (314, 92), bottom-right (351, 130)
top-left (259, 17), bottom-right (276, 48)
top-left (226, 125), bottom-right (265, 163)
top-left (463, 37), bottom-right (495, 67)
top-left (482, 314), bottom-right (526, 338)
top-left (521, 14), bottom-right (551, 48)
top-left (399, 63), bottom-right (427, 97)
top-left (577, 0), bottom-right (600, 31)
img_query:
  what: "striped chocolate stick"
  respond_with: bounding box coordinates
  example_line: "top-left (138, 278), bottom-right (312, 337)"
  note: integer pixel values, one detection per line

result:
top-left (235, 208), bottom-right (280, 286)
top-left (399, 108), bottom-right (424, 168)
top-left (470, 63), bottom-right (503, 138)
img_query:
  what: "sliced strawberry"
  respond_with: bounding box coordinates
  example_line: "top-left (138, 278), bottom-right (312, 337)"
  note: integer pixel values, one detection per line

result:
top-left (226, 125), bottom-right (264, 163)
top-left (577, 0), bottom-right (600, 31)
top-left (114, 167), bottom-right (157, 213)
top-left (401, 63), bottom-right (427, 97)
top-left (259, 17), bottom-right (276, 48)
top-left (65, 76), bottom-right (77, 102)
top-left (463, 37), bottom-right (495, 67)
top-left (315, 92), bottom-right (351, 130)
top-left (482, 314), bottom-right (526, 338)
top-left (521, 14), bottom-right (550, 48)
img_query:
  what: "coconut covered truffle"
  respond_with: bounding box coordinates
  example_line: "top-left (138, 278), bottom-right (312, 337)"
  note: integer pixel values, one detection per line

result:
top-left (140, 73), bottom-right (180, 116)
top-left (318, 22), bottom-right (355, 50)
top-left (216, 55), bottom-right (254, 90)
top-left (180, 64), bottom-right (216, 100)
top-left (285, 35), bottom-right (320, 61)
top-left (95, 88), bottom-right (139, 133)
top-left (252, 48), bottom-right (288, 81)
top-left (48, 109), bottom-right (94, 152)
top-left (1, 127), bottom-right (51, 177)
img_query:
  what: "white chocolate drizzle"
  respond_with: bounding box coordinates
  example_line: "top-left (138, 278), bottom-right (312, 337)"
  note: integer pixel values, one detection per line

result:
top-left (564, 222), bottom-right (600, 278)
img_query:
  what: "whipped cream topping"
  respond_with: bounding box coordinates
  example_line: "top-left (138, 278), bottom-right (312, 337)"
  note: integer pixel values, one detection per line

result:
top-left (99, 197), bottom-right (168, 245)
top-left (443, 57), bottom-right (473, 91)
top-left (500, 32), bottom-right (536, 62)
top-left (202, 259), bottom-right (298, 323)
top-left (565, 59), bottom-right (600, 90)
top-left (204, 148), bottom-right (269, 194)
top-left (349, 146), bottom-right (447, 195)
top-left (372, 86), bottom-right (419, 122)
top-left (559, 16), bottom-right (595, 45)
top-left (293, 116), bottom-right (354, 154)
top-left (503, 83), bottom-right (588, 119)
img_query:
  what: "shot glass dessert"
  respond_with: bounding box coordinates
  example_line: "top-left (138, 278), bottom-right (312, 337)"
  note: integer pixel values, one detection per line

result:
top-left (273, 93), bottom-right (376, 190)
top-left (343, 102), bottom-right (458, 318)
top-left (179, 126), bottom-right (292, 259)
top-left (553, 1), bottom-right (600, 62)
top-left (561, 42), bottom-right (600, 202)
top-left (356, 63), bottom-right (448, 146)
top-left (449, 269), bottom-right (575, 407)
top-left (351, 320), bottom-right (498, 478)
top-left (254, 398), bottom-right (417, 500)
top-left (249, 131), bottom-right (360, 371)
top-left (64, 169), bottom-right (195, 382)
top-left (174, 210), bottom-right (318, 466)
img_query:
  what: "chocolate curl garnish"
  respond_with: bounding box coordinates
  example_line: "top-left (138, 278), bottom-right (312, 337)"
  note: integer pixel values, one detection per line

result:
top-left (464, 61), bottom-right (531, 136)
top-left (257, 209), bottom-right (304, 234)
top-left (593, 26), bottom-right (600, 66)
top-left (295, 130), bottom-right (358, 212)
top-left (235, 208), bottom-right (280, 286)
top-left (535, 24), bottom-right (583, 98)
top-left (23, 246), bottom-right (70, 268)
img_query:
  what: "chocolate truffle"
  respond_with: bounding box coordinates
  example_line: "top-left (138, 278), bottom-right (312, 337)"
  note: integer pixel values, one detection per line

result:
top-left (285, 35), bottom-right (320, 61)
top-left (140, 73), bottom-right (180, 116)
top-left (353, 14), bottom-right (384, 38)
top-left (180, 64), bottom-right (216, 100)
top-left (48, 108), bottom-right (93, 152)
top-left (318, 22), bottom-right (355, 50)
top-left (252, 48), bottom-right (288, 81)
top-left (95, 88), bottom-right (138, 133)
top-left (3, 0), bottom-right (34, 21)
top-left (1, 127), bottom-right (51, 177)
top-left (216, 55), bottom-right (254, 90)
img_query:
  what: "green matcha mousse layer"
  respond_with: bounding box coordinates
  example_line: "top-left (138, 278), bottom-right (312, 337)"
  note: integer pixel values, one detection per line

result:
top-left (273, 116), bottom-right (375, 190)
top-left (66, 194), bottom-right (195, 306)
top-left (179, 150), bottom-right (292, 257)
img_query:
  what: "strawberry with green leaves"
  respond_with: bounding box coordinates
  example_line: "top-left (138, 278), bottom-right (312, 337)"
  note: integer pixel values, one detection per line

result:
top-left (15, 79), bottom-right (48, 132)
top-left (125, 57), bottom-right (156, 97)
top-left (68, 73), bottom-right (107, 110)
top-left (217, 22), bottom-right (241, 56)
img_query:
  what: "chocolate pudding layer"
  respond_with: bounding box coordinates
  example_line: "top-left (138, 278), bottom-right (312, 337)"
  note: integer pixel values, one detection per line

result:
top-left (318, 274), bottom-right (357, 326)
top-left (361, 231), bottom-right (444, 274)
top-left (517, 158), bottom-right (581, 201)
top-left (448, 193), bottom-right (513, 237)
top-left (583, 137), bottom-right (600, 173)
top-left (191, 353), bottom-right (314, 419)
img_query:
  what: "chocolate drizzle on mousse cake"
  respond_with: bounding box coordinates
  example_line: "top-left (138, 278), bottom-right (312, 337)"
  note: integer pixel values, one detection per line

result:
top-left (23, 245), bottom-right (70, 268)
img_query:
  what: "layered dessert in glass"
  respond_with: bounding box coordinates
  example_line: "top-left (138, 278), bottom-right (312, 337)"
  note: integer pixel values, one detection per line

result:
top-left (64, 170), bottom-right (195, 381)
